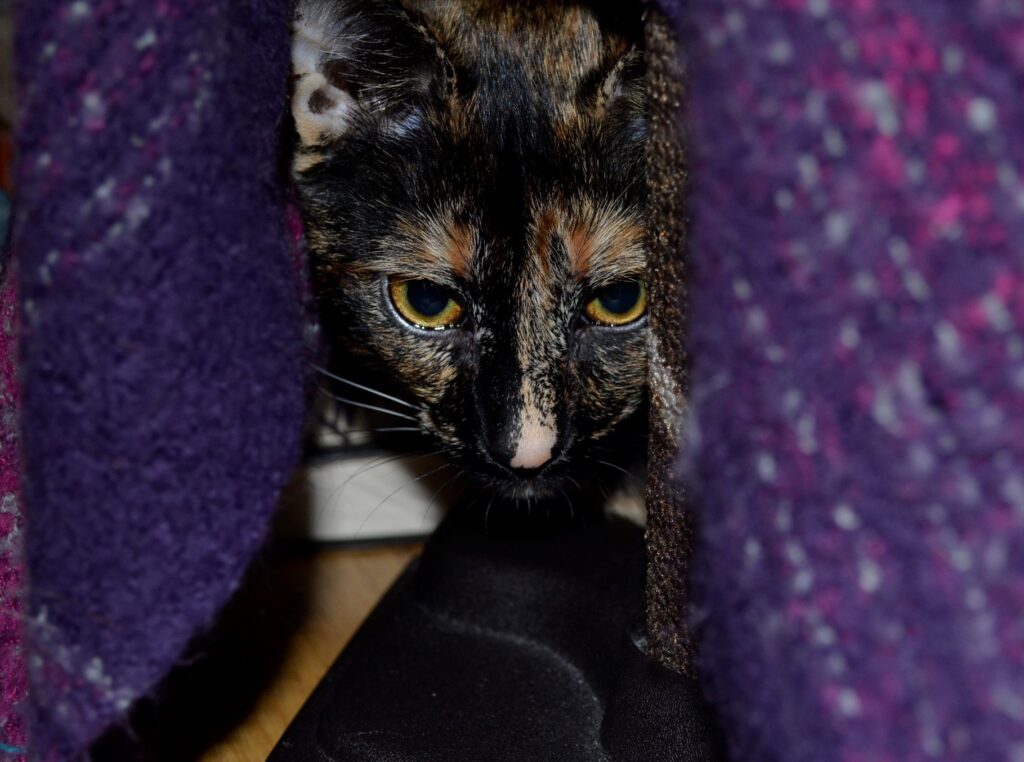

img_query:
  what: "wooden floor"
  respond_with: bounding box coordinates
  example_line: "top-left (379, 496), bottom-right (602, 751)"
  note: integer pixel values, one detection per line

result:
top-left (93, 543), bottom-right (421, 760)
top-left (201, 543), bottom-right (420, 760)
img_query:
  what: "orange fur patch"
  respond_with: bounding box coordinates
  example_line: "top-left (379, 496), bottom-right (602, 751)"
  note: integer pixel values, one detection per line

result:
top-left (563, 205), bottom-right (647, 281)
top-left (394, 213), bottom-right (478, 280)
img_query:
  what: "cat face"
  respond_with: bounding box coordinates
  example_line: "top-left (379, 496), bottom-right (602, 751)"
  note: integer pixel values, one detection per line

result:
top-left (292, 0), bottom-right (648, 498)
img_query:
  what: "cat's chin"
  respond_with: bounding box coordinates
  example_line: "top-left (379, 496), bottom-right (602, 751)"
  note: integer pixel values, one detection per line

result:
top-left (488, 468), bottom-right (585, 502)
top-left (503, 481), bottom-right (554, 501)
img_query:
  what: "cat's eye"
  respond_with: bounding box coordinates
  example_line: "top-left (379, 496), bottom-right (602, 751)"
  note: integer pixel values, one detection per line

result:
top-left (584, 279), bottom-right (647, 326)
top-left (389, 278), bottom-right (465, 330)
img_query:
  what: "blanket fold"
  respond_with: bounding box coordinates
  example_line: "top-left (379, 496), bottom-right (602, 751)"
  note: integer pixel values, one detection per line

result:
top-left (2, 1), bottom-right (1023, 759)
top-left (9, 1), bottom-right (304, 755)
top-left (678, 2), bottom-right (1024, 759)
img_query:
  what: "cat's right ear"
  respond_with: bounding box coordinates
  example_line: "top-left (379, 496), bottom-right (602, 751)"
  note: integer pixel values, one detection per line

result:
top-left (291, 0), bottom-right (448, 149)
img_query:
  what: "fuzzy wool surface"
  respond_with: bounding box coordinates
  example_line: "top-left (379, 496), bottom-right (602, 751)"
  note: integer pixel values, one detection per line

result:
top-left (5, 0), bottom-right (1024, 758)
top-left (0, 264), bottom-right (25, 756)
top-left (675, 2), bottom-right (1024, 760)
top-left (9, 0), bottom-right (304, 756)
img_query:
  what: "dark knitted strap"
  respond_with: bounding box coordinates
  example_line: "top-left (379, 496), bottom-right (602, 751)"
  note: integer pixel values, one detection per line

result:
top-left (643, 6), bottom-right (694, 676)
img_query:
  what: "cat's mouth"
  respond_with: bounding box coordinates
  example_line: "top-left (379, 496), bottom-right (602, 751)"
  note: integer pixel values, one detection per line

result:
top-left (503, 478), bottom-right (555, 501)
top-left (468, 452), bottom-right (575, 500)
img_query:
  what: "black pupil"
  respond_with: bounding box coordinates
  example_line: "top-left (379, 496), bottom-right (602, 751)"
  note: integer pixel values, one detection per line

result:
top-left (597, 281), bottom-right (640, 314)
top-left (407, 280), bottom-right (451, 318)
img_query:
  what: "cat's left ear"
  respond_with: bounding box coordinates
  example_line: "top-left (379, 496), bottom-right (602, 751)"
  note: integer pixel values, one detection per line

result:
top-left (594, 47), bottom-right (646, 141)
top-left (291, 0), bottom-right (450, 149)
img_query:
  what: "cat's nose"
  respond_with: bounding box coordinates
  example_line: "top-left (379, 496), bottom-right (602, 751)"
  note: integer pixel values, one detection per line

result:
top-left (509, 420), bottom-right (557, 471)
top-left (477, 359), bottom-right (562, 475)
top-left (489, 417), bottom-right (558, 474)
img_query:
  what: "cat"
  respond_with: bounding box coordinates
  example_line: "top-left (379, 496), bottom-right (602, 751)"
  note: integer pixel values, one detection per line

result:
top-left (290, 0), bottom-right (648, 508)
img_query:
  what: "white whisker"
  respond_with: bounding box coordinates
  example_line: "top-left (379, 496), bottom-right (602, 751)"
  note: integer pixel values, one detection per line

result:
top-left (329, 426), bottom-right (421, 436)
top-left (557, 487), bottom-right (575, 522)
top-left (594, 458), bottom-right (643, 487)
top-left (316, 411), bottom-right (421, 440)
top-left (356, 462), bottom-right (451, 537)
top-left (311, 363), bottom-right (420, 410)
top-left (422, 468), bottom-right (464, 526)
top-left (317, 384), bottom-right (419, 422)
top-left (316, 449), bottom-right (445, 524)
top-left (484, 495), bottom-right (496, 535)
top-left (338, 449), bottom-right (444, 494)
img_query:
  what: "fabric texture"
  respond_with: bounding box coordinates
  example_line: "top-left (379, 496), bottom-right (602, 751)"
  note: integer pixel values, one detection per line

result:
top-left (6, 0), bottom-right (1024, 758)
top-left (0, 262), bottom-right (25, 756)
top-left (11, 1), bottom-right (304, 756)
top-left (1, 80), bottom-right (26, 757)
top-left (271, 511), bottom-right (725, 762)
top-left (678, 2), bottom-right (1024, 760)
top-left (642, 4), bottom-right (695, 677)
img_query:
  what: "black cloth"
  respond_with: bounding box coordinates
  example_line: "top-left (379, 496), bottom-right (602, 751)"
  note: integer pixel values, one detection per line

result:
top-left (271, 508), bottom-right (726, 761)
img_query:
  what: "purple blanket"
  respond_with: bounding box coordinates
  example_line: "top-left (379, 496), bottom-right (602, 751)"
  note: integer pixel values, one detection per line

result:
top-left (678, 1), bottom-right (1024, 760)
top-left (2, 0), bottom-right (1024, 759)
top-left (8, 0), bottom-right (304, 756)
top-left (0, 268), bottom-right (24, 754)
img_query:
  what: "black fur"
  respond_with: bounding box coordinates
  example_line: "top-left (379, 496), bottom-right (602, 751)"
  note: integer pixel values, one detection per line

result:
top-left (293, 0), bottom-right (648, 500)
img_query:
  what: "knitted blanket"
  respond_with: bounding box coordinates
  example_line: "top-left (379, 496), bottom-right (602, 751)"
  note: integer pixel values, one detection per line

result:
top-left (4, 0), bottom-right (305, 757)
top-left (0, 263), bottom-right (24, 756)
top-left (674, 1), bottom-right (1024, 759)
top-left (2, 0), bottom-right (1023, 759)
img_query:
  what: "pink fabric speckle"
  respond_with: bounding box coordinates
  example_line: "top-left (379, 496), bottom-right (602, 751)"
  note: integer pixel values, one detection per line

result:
top-left (0, 263), bottom-right (26, 755)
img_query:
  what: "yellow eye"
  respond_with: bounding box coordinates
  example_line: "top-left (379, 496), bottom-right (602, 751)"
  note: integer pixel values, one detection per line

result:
top-left (584, 279), bottom-right (647, 326)
top-left (389, 278), bottom-right (465, 330)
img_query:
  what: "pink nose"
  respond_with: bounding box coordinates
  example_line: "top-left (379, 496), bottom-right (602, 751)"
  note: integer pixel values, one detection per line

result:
top-left (509, 420), bottom-right (557, 471)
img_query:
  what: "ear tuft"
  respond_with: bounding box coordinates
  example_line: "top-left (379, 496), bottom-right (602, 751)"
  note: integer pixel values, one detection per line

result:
top-left (291, 0), bottom-right (445, 150)
top-left (598, 48), bottom-right (645, 113)
top-left (293, 70), bottom-right (356, 146)
top-left (595, 48), bottom-right (646, 141)
top-left (292, 1), bottom-right (358, 145)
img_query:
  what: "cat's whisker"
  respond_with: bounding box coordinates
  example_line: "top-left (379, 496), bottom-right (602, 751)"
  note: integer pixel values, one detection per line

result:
top-left (326, 426), bottom-right (422, 437)
top-left (458, 493), bottom-right (481, 522)
top-left (593, 458), bottom-right (644, 488)
top-left (316, 453), bottom-right (400, 526)
top-left (316, 411), bottom-right (421, 440)
top-left (316, 449), bottom-right (446, 525)
top-left (421, 468), bottom-right (464, 526)
top-left (355, 462), bottom-right (451, 537)
top-left (337, 448), bottom-right (444, 494)
top-left (316, 384), bottom-right (420, 422)
top-left (556, 486), bottom-right (576, 522)
top-left (484, 495), bottom-right (496, 536)
top-left (311, 363), bottom-right (420, 411)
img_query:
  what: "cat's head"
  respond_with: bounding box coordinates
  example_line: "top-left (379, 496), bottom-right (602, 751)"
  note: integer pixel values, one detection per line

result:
top-left (292, 0), bottom-right (648, 498)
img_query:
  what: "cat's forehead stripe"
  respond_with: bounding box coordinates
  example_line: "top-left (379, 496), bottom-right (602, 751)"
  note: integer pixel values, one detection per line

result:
top-left (399, 203), bottom-right (645, 281)
top-left (399, 213), bottom-right (476, 279)
top-left (535, 204), bottom-right (647, 280)
top-left (566, 214), bottom-right (646, 282)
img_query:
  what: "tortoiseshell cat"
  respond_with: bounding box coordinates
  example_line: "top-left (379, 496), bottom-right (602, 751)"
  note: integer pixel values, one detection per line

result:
top-left (291, 0), bottom-right (647, 506)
